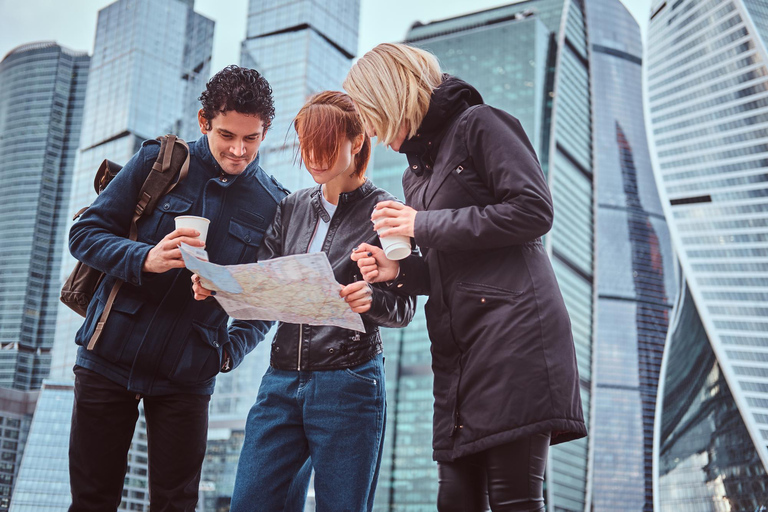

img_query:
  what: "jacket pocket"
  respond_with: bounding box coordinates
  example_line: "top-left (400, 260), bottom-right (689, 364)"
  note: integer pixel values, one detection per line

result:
top-left (228, 217), bottom-right (265, 264)
top-left (450, 282), bottom-right (523, 351)
top-left (141, 195), bottom-right (193, 243)
top-left (87, 293), bottom-right (144, 364)
top-left (168, 321), bottom-right (223, 384)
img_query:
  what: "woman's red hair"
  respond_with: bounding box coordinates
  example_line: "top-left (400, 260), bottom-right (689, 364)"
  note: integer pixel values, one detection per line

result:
top-left (294, 91), bottom-right (371, 177)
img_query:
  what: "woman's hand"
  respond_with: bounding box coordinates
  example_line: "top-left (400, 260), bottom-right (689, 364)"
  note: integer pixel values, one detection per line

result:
top-left (371, 201), bottom-right (417, 238)
top-left (351, 243), bottom-right (399, 283)
top-left (340, 281), bottom-right (373, 313)
top-left (191, 273), bottom-right (215, 301)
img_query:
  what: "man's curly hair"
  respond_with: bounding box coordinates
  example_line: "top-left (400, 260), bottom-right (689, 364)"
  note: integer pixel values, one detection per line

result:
top-left (199, 65), bottom-right (275, 130)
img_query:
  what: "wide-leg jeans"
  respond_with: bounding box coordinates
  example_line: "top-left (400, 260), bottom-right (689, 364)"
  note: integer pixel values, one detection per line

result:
top-left (230, 354), bottom-right (386, 512)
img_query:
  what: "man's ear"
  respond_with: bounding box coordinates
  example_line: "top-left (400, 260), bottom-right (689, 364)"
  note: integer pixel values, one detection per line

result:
top-left (198, 109), bottom-right (209, 134)
top-left (262, 128), bottom-right (268, 141)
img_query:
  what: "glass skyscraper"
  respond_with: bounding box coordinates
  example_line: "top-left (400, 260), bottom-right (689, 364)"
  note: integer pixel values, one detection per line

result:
top-left (369, 1), bottom-right (594, 509)
top-left (588, 1), bottom-right (677, 510)
top-left (0, 42), bottom-right (90, 391)
top-left (0, 42), bottom-right (89, 509)
top-left (11, 2), bottom-right (213, 510)
top-left (8, 382), bottom-right (72, 512)
top-left (370, 1), bottom-right (676, 510)
top-left (240, 0), bottom-right (360, 194)
top-left (189, 1), bottom-right (363, 507)
top-left (50, 0), bottom-right (214, 380)
top-left (646, 0), bottom-right (768, 507)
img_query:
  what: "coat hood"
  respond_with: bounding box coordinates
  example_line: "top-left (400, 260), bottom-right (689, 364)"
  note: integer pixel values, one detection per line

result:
top-left (399, 74), bottom-right (483, 173)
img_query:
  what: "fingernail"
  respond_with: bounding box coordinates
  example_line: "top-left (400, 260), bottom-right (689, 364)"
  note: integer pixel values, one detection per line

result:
top-left (367, 252), bottom-right (372, 257)
top-left (211, 291), bottom-right (217, 296)
top-left (353, 246), bottom-right (359, 251)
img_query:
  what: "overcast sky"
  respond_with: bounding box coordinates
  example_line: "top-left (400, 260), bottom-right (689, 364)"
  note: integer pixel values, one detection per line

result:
top-left (0, 0), bottom-right (651, 73)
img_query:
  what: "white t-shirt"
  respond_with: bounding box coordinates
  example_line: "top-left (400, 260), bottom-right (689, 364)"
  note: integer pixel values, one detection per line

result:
top-left (307, 190), bottom-right (338, 254)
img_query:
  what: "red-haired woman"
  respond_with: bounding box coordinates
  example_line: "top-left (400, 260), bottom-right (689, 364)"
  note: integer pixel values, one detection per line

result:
top-left (194, 91), bottom-right (416, 511)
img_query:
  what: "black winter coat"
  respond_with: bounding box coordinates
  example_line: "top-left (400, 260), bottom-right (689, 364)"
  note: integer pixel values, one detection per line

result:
top-left (393, 76), bottom-right (587, 462)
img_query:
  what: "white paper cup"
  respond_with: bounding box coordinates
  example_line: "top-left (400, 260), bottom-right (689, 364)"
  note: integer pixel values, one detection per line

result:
top-left (175, 216), bottom-right (210, 244)
top-left (377, 227), bottom-right (411, 260)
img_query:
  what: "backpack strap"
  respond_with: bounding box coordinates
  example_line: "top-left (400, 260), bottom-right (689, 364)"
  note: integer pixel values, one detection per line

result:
top-left (87, 135), bottom-right (190, 351)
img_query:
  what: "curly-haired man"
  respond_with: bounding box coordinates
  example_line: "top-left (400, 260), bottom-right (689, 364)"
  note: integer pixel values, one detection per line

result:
top-left (67, 65), bottom-right (288, 511)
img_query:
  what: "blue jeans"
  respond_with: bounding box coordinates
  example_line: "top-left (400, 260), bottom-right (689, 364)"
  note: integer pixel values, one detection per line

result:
top-left (230, 354), bottom-right (386, 512)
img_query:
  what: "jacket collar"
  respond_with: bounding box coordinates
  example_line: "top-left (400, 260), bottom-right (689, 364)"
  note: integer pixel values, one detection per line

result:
top-left (192, 134), bottom-right (262, 182)
top-left (399, 75), bottom-right (483, 176)
top-left (309, 180), bottom-right (376, 221)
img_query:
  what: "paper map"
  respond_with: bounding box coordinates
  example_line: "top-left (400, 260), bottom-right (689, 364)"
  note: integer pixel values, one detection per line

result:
top-left (180, 243), bottom-right (365, 332)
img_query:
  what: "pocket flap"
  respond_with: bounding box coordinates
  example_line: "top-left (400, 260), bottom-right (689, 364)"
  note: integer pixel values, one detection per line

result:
top-left (191, 321), bottom-right (221, 349)
top-left (229, 218), bottom-right (265, 247)
top-left (96, 292), bottom-right (144, 315)
top-left (156, 196), bottom-right (193, 214)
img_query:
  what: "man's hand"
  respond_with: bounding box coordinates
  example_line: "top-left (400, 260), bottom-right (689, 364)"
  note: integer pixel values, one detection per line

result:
top-left (191, 273), bottom-right (215, 301)
top-left (340, 281), bottom-right (373, 313)
top-left (371, 200), bottom-right (417, 238)
top-left (351, 243), bottom-right (399, 283)
top-left (142, 228), bottom-right (205, 274)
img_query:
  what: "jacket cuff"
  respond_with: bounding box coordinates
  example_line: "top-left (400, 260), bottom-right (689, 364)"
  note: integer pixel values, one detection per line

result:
top-left (413, 210), bottom-right (433, 249)
top-left (128, 243), bottom-right (153, 287)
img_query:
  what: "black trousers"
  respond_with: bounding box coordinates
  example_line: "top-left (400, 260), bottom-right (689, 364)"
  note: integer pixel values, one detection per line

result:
top-left (437, 433), bottom-right (550, 512)
top-left (68, 366), bottom-right (210, 512)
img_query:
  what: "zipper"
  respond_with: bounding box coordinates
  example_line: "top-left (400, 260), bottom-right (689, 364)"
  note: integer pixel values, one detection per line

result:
top-left (297, 324), bottom-right (303, 371)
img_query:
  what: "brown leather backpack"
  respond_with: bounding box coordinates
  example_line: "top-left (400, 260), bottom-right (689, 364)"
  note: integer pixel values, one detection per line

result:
top-left (60, 134), bottom-right (190, 350)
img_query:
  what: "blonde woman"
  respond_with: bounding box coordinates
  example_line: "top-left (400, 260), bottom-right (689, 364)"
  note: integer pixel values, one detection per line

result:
top-left (347, 43), bottom-right (587, 512)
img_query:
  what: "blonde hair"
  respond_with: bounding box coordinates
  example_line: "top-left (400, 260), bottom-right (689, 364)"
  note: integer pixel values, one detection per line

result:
top-left (343, 43), bottom-right (443, 146)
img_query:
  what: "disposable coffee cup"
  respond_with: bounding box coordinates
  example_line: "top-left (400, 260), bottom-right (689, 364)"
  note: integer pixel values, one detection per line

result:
top-left (377, 227), bottom-right (411, 260)
top-left (175, 215), bottom-right (210, 244)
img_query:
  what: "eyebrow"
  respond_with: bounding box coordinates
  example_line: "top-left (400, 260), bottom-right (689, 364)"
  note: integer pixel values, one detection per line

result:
top-left (218, 128), bottom-right (262, 137)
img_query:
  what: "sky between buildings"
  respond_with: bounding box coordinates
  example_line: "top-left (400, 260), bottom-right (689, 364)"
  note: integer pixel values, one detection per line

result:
top-left (0, 0), bottom-right (652, 73)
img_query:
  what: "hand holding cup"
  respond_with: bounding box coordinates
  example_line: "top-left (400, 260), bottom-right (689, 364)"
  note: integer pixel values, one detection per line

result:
top-left (371, 201), bottom-right (414, 260)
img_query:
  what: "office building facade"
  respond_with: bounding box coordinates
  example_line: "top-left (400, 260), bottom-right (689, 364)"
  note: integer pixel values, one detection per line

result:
top-left (50, 0), bottom-right (214, 380)
top-left (646, 0), bottom-right (768, 508)
top-left (371, 0), bottom-right (677, 509)
top-left (369, 1), bottom-right (593, 509)
top-left (240, 0), bottom-right (360, 194)
top-left (588, 0), bottom-right (676, 510)
top-left (14, 2), bottom-right (214, 510)
top-left (0, 42), bottom-right (90, 391)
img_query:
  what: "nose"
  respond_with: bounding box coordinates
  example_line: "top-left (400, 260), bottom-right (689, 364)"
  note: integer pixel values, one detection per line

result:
top-left (230, 141), bottom-right (246, 157)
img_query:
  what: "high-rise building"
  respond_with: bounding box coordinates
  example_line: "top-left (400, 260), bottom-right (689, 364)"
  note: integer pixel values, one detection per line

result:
top-left (0, 42), bottom-right (90, 391)
top-left (189, 1), bottom-right (364, 507)
top-left (240, 0), bottom-right (360, 194)
top-left (8, 382), bottom-right (72, 512)
top-left (646, 0), bottom-right (768, 508)
top-left (13, 2), bottom-right (213, 510)
top-left (0, 41), bottom-right (89, 510)
top-left (50, 0), bottom-right (214, 380)
top-left (370, 2), bottom-right (593, 509)
top-left (587, 1), bottom-right (677, 510)
top-left (370, 1), bottom-right (677, 510)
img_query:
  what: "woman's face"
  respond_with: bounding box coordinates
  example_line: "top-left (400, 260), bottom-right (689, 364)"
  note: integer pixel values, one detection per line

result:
top-left (366, 123), bottom-right (409, 152)
top-left (304, 137), bottom-right (358, 185)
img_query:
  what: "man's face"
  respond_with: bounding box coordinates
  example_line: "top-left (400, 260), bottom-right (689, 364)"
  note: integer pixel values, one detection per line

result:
top-left (198, 109), bottom-right (267, 175)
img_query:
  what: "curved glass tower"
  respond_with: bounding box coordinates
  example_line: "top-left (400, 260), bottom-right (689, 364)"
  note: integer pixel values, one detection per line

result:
top-left (369, 0), bottom-right (675, 510)
top-left (646, 0), bottom-right (768, 507)
top-left (0, 42), bottom-right (90, 391)
top-left (588, 1), bottom-right (676, 510)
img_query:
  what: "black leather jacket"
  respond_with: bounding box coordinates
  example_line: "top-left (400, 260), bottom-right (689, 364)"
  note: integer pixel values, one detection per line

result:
top-left (258, 180), bottom-right (417, 371)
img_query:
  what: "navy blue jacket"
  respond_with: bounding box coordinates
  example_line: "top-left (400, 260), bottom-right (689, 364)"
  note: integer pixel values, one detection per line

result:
top-left (70, 135), bottom-right (287, 395)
